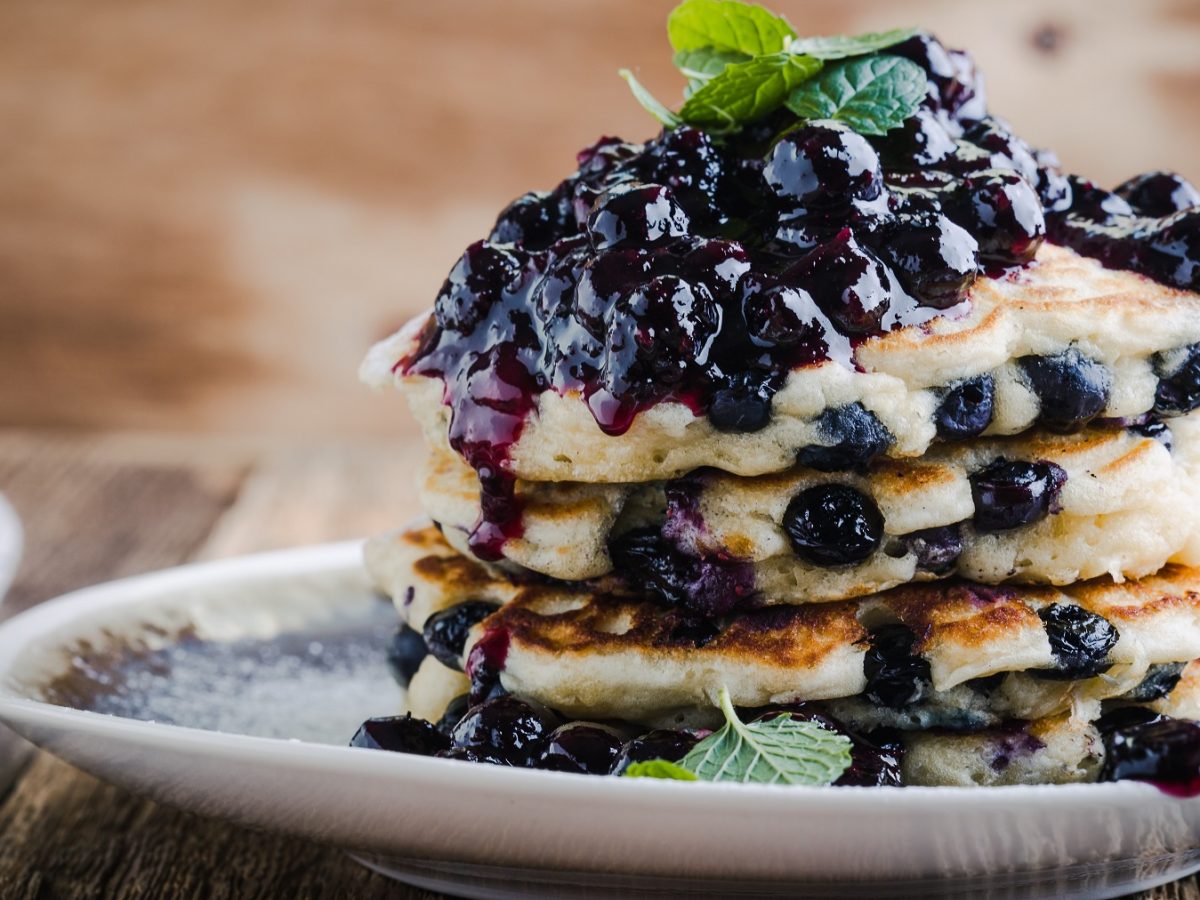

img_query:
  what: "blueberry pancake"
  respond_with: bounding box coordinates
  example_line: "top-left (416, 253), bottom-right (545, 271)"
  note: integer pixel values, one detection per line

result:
top-left (367, 245), bottom-right (1200, 492)
top-left (408, 418), bottom-right (1200, 607)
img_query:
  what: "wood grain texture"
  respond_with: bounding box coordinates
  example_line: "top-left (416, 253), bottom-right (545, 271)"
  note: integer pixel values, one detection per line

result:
top-left (0, 431), bottom-right (1197, 898)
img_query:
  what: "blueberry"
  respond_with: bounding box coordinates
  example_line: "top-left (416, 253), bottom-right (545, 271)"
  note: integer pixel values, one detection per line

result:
top-left (707, 371), bottom-right (775, 434)
top-left (763, 121), bottom-right (884, 210)
top-left (951, 171), bottom-right (1046, 267)
top-left (1096, 706), bottom-right (1164, 735)
top-left (385, 625), bottom-right (428, 688)
top-left (863, 625), bottom-right (932, 709)
top-left (874, 209), bottom-right (978, 308)
top-left (797, 403), bottom-right (894, 472)
top-left (960, 118), bottom-right (1042, 191)
top-left (837, 728), bottom-right (906, 787)
top-left (741, 276), bottom-right (827, 349)
top-left (1131, 419), bottom-right (1173, 452)
top-left (1153, 344), bottom-right (1200, 414)
top-left (1019, 350), bottom-right (1112, 431)
top-left (449, 696), bottom-right (559, 766)
top-left (433, 241), bottom-right (526, 333)
top-left (788, 230), bottom-right (893, 333)
top-left (436, 694), bottom-right (472, 734)
top-left (637, 126), bottom-right (728, 222)
top-left (1114, 172), bottom-right (1200, 216)
top-left (489, 186), bottom-right (576, 250)
top-left (970, 458), bottom-right (1067, 532)
top-left (350, 715), bottom-right (451, 756)
top-left (536, 722), bottom-right (625, 774)
top-left (423, 601), bottom-right (499, 670)
top-left (874, 109), bottom-right (956, 168)
top-left (611, 729), bottom-right (702, 774)
top-left (783, 484), bottom-right (884, 567)
top-left (1099, 716), bottom-right (1200, 789)
top-left (607, 527), bottom-right (757, 618)
top-left (1142, 209), bottom-right (1200, 292)
top-left (903, 525), bottom-right (964, 574)
top-left (1120, 662), bottom-right (1187, 703)
top-left (891, 33), bottom-right (982, 118)
top-left (1032, 604), bottom-right (1118, 680)
top-left (934, 375), bottom-right (995, 440)
top-left (587, 183), bottom-right (691, 250)
top-left (681, 238), bottom-right (751, 300)
top-left (435, 746), bottom-right (513, 766)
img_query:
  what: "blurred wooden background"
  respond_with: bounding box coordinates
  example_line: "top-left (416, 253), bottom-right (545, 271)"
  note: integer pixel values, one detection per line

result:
top-left (1, 0), bottom-right (1198, 441)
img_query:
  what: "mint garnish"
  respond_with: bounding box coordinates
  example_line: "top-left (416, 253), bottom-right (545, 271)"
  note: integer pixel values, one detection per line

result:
top-left (786, 26), bottom-right (919, 60)
top-left (620, 0), bottom-right (927, 136)
top-left (619, 70), bottom-right (683, 128)
top-left (622, 687), bottom-right (853, 785)
top-left (667, 0), bottom-right (796, 57)
top-left (622, 759), bottom-right (700, 780)
top-left (785, 55), bottom-right (926, 135)
top-left (679, 52), bottom-right (822, 129)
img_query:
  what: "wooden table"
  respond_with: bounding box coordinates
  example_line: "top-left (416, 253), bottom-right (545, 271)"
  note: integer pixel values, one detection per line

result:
top-left (0, 429), bottom-right (1197, 899)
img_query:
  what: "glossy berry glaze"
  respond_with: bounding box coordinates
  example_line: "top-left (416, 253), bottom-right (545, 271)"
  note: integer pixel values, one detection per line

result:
top-left (399, 31), bottom-right (1198, 560)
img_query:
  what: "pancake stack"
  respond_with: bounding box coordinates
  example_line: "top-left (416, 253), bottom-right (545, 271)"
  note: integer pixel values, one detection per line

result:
top-left (355, 22), bottom-right (1200, 786)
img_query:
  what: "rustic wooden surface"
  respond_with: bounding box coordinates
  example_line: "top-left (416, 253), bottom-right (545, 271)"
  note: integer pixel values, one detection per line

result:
top-left (0, 429), bottom-right (1197, 898)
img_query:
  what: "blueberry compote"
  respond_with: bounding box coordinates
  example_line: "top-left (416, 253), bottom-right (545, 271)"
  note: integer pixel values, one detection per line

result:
top-left (399, 32), bottom-right (1135, 560)
top-left (1096, 709), bottom-right (1200, 796)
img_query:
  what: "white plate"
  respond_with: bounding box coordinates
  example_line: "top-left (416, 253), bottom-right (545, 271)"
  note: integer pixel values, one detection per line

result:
top-left (0, 492), bottom-right (22, 604)
top-left (0, 543), bottom-right (1198, 899)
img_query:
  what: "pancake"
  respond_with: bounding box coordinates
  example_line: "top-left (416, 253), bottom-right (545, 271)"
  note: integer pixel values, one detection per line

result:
top-left (412, 419), bottom-right (1200, 604)
top-left (363, 244), bottom-right (1200, 485)
top-left (369, 525), bottom-right (1200, 726)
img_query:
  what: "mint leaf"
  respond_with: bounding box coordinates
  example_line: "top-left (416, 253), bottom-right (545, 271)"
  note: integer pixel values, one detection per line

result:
top-left (787, 26), bottom-right (919, 60)
top-left (674, 47), bottom-right (750, 83)
top-left (679, 52), bottom-right (822, 129)
top-left (622, 760), bottom-right (700, 780)
top-left (678, 687), bottom-right (852, 784)
top-left (619, 69), bottom-right (683, 127)
top-left (667, 0), bottom-right (796, 56)
top-left (785, 55), bottom-right (925, 135)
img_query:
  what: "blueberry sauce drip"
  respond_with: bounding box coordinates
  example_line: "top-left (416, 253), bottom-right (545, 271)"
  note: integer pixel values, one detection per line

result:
top-left (465, 626), bottom-right (511, 705)
top-left (401, 31), bottom-right (1197, 558)
top-left (1097, 710), bottom-right (1200, 796)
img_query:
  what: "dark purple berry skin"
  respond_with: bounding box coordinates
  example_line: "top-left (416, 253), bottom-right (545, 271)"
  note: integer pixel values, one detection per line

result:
top-left (1153, 344), bottom-right (1200, 415)
top-left (935, 375), bottom-right (994, 440)
top-left (1121, 662), bottom-right (1187, 703)
top-left (611, 729), bottom-right (702, 774)
top-left (436, 746), bottom-right (513, 766)
top-left (1099, 717), bottom-right (1200, 795)
top-left (587, 183), bottom-right (691, 250)
top-left (788, 230), bottom-right (892, 334)
top-left (449, 696), bottom-right (559, 767)
top-left (707, 371), bottom-right (775, 433)
top-left (350, 715), bottom-right (451, 756)
top-left (903, 525), bottom-right (964, 574)
top-left (763, 122), bottom-right (885, 211)
top-left (837, 729), bottom-right (905, 787)
top-left (1019, 350), bottom-right (1112, 432)
top-left (423, 601), bottom-right (499, 670)
top-left (863, 625), bottom-right (932, 709)
top-left (783, 484), bottom-right (884, 567)
top-left (1032, 604), bottom-right (1118, 680)
top-left (970, 459), bottom-right (1067, 533)
top-left (742, 279), bottom-right (826, 348)
top-left (490, 187), bottom-right (576, 251)
top-left (436, 694), bottom-right (472, 734)
top-left (1131, 419), bottom-right (1172, 452)
top-left (386, 626), bottom-right (428, 688)
top-left (536, 722), bottom-right (625, 774)
top-left (607, 526), bottom-right (757, 618)
top-left (951, 171), bottom-right (1046, 267)
top-left (1114, 172), bottom-right (1200, 216)
top-left (874, 210), bottom-right (978, 308)
top-left (432, 241), bottom-right (526, 334)
top-left (797, 403), bottom-right (894, 472)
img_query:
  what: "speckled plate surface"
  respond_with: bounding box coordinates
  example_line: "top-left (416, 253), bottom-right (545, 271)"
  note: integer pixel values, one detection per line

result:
top-left (0, 543), bottom-right (1199, 899)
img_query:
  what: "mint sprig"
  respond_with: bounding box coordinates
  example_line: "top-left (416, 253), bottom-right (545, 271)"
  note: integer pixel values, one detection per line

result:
top-left (786, 27), bottom-right (919, 60)
top-left (623, 759), bottom-right (699, 780)
top-left (621, 0), bottom-right (927, 136)
top-left (678, 52), bottom-right (822, 129)
top-left (622, 686), bottom-right (853, 785)
top-left (785, 55), bottom-right (926, 135)
top-left (667, 0), bottom-right (796, 56)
